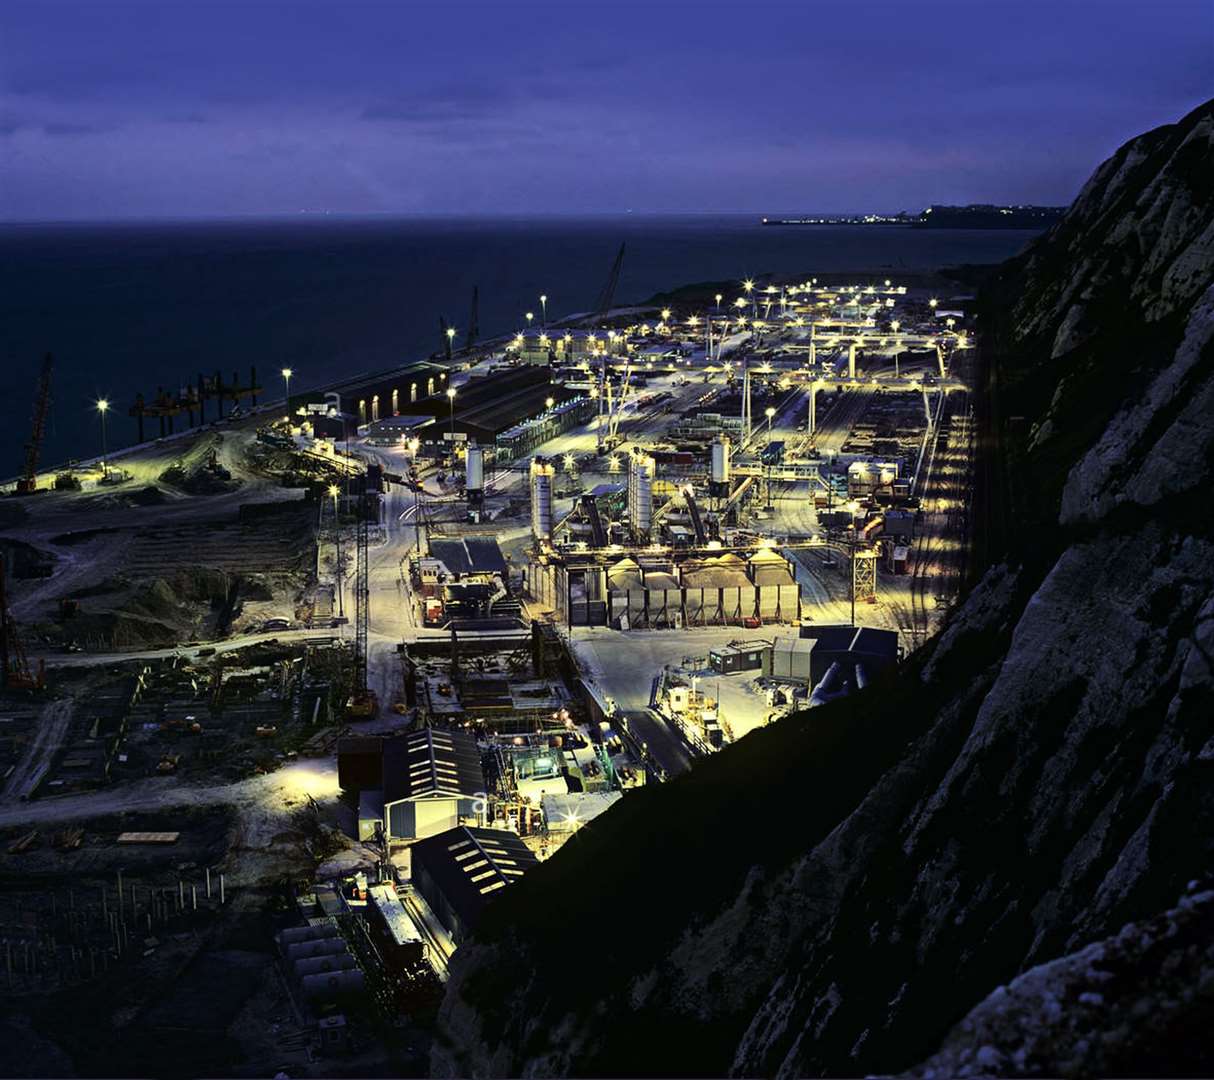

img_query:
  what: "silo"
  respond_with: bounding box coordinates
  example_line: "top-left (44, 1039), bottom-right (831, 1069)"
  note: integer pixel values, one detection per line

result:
top-left (466, 445), bottom-right (484, 507)
top-left (530, 458), bottom-right (555, 542)
top-left (709, 438), bottom-right (731, 498)
top-left (628, 453), bottom-right (655, 540)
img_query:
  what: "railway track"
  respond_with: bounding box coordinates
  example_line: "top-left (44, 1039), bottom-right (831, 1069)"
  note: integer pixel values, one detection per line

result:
top-left (902, 389), bottom-right (973, 646)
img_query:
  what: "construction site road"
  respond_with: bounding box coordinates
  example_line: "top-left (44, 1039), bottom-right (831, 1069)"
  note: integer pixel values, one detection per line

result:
top-left (0, 757), bottom-right (338, 833)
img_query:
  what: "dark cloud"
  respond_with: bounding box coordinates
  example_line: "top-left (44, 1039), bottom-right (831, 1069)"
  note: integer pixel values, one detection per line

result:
top-left (0, 0), bottom-right (1210, 218)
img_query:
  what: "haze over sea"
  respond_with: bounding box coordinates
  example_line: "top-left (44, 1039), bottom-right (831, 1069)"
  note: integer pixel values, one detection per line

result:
top-left (0, 215), bottom-right (1039, 471)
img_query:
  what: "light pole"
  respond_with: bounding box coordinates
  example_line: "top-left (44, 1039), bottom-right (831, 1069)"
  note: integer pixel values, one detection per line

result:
top-left (328, 483), bottom-right (344, 618)
top-left (445, 325), bottom-right (456, 359)
top-left (891, 320), bottom-right (901, 378)
top-left (446, 386), bottom-right (457, 461)
top-left (715, 293), bottom-right (723, 312)
top-left (281, 367), bottom-right (292, 410)
top-left (525, 312), bottom-right (534, 331)
top-left (540, 295), bottom-right (548, 329)
top-left (765, 405), bottom-right (776, 444)
top-left (96, 399), bottom-right (109, 478)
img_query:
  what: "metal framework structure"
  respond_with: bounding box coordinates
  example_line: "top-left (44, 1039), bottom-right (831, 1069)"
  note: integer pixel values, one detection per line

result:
top-left (593, 242), bottom-right (626, 316)
top-left (17, 354), bottom-right (53, 495)
top-left (466, 285), bottom-right (479, 350)
top-left (354, 490), bottom-right (372, 695)
top-left (852, 548), bottom-right (879, 606)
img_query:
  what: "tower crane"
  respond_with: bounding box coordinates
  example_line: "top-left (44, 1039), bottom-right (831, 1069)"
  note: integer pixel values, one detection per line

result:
top-left (16, 354), bottom-right (53, 495)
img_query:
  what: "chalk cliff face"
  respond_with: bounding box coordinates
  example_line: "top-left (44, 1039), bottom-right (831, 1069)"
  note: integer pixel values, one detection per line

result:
top-left (433, 99), bottom-right (1214, 1078)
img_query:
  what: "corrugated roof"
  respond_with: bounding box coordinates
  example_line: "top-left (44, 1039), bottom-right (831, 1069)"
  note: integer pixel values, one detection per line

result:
top-left (428, 537), bottom-right (507, 577)
top-left (382, 728), bottom-right (485, 805)
top-left (411, 825), bottom-right (539, 932)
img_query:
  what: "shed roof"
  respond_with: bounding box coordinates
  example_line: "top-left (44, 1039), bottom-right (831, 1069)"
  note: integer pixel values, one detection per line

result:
top-left (410, 825), bottom-right (539, 932)
top-left (382, 728), bottom-right (485, 806)
top-left (428, 537), bottom-right (508, 577)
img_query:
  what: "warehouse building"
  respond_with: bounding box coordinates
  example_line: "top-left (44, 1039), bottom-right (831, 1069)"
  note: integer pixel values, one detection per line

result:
top-left (798, 625), bottom-right (900, 685)
top-left (410, 825), bottom-right (540, 944)
top-left (403, 366), bottom-right (585, 449)
top-left (332, 361), bottom-right (451, 425)
top-left (345, 729), bottom-right (488, 843)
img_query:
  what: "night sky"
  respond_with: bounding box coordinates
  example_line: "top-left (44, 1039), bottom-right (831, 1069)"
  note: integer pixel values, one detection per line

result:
top-left (1, 0), bottom-right (1209, 220)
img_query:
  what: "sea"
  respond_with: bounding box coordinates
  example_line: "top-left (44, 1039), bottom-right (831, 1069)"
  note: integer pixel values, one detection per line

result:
top-left (0, 215), bottom-right (1040, 472)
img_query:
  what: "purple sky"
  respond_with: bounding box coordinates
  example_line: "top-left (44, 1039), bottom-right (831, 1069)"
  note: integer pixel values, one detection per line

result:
top-left (1, 0), bottom-right (1210, 220)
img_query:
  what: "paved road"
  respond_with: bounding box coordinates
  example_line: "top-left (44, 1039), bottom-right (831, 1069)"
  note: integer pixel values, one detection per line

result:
top-left (621, 709), bottom-right (694, 780)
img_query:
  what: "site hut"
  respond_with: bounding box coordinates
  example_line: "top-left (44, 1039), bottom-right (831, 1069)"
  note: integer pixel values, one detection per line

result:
top-left (360, 412), bottom-right (435, 446)
top-left (410, 825), bottom-right (540, 945)
top-left (708, 642), bottom-right (771, 675)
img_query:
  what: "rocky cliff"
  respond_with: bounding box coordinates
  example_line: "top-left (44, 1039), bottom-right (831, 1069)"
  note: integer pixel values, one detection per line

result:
top-left (433, 99), bottom-right (1214, 1078)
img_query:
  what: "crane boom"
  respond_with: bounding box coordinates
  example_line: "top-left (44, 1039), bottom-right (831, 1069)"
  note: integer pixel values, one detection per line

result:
top-left (466, 286), bottom-right (479, 350)
top-left (593, 243), bottom-right (625, 316)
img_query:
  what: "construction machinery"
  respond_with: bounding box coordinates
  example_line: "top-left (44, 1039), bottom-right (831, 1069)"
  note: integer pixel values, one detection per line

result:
top-left (16, 353), bottom-right (53, 494)
top-left (0, 556), bottom-right (46, 691)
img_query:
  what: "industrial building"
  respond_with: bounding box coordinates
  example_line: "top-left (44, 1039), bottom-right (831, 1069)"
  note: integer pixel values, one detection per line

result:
top-left (410, 825), bottom-right (540, 944)
top-left (329, 361), bottom-right (452, 426)
top-left (345, 728), bottom-right (488, 843)
top-left (799, 625), bottom-right (900, 686)
top-left (526, 547), bottom-right (801, 628)
top-left (419, 366), bottom-right (585, 448)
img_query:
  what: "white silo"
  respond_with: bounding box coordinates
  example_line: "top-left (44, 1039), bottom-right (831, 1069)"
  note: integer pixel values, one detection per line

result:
top-left (530, 458), bottom-right (555, 542)
top-left (465, 446), bottom-right (484, 507)
top-left (628, 453), bottom-right (655, 541)
top-left (709, 437), bottom-right (731, 498)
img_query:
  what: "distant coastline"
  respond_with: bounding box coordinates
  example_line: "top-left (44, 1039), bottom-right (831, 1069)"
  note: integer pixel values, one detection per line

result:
top-left (761, 204), bottom-right (1066, 230)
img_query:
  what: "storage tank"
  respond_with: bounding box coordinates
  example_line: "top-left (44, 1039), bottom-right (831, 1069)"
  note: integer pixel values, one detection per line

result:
top-left (530, 458), bottom-right (555, 542)
top-left (293, 953), bottom-right (357, 978)
top-left (284, 937), bottom-right (347, 962)
top-left (465, 445), bottom-right (484, 507)
top-left (277, 923), bottom-right (339, 947)
top-left (628, 453), bottom-right (655, 539)
top-left (300, 969), bottom-right (365, 1002)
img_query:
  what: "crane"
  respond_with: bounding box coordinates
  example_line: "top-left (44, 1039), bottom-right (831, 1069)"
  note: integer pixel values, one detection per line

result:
top-left (593, 243), bottom-right (626, 316)
top-left (17, 353), bottom-right (53, 495)
top-left (346, 472), bottom-right (380, 719)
